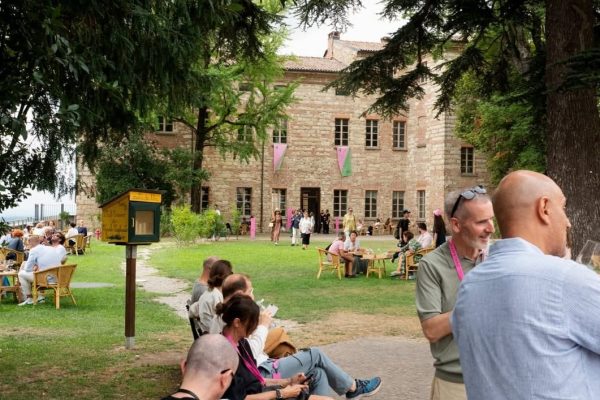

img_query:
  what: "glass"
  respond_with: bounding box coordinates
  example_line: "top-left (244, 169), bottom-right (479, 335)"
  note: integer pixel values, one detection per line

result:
top-left (135, 211), bottom-right (154, 235)
top-left (576, 240), bottom-right (600, 273)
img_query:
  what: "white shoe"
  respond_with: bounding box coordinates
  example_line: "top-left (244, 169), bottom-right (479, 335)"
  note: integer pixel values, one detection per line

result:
top-left (37, 296), bottom-right (46, 303)
top-left (390, 271), bottom-right (402, 277)
top-left (18, 298), bottom-right (34, 306)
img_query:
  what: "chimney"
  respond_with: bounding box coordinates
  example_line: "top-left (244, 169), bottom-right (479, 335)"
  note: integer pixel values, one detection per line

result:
top-left (326, 31), bottom-right (341, 59)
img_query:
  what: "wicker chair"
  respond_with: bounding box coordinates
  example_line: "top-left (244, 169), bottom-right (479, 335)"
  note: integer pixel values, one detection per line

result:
top-left (316, 248), bottom-right (343, 279)
top-left (33, 264), bottom-right (77, 309)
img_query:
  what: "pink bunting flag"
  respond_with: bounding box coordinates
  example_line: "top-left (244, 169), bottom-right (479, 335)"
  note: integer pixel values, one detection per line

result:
top-left (273, 144), bottom-right (287, 171)
top-left (336, 146), bottom-right (352, 176)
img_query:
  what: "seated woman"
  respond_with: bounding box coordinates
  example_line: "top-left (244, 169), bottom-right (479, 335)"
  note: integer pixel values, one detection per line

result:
top-left (6, 229), bottom-right (25, 257)
top-left (220, 295), bottom-right (382, 400)
top-left (390, 231), bottom-right (422, 277)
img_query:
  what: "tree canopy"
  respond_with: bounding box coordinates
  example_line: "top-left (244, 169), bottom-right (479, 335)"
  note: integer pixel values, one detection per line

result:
top-left (0, 0), bottom-right (279, 212)
top-left (293, 0), bottom-right (600, 253)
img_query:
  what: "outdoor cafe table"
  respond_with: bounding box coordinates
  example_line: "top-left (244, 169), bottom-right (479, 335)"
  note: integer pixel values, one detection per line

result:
top-left (361, 253), bottom-right (392, 279)
top-left (0, 269), bottom-right (20, 303)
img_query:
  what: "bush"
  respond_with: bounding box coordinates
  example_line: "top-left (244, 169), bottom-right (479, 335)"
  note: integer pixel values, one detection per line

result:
top-left (171, 205), bottom-right (200, 244)
top-left (160, 209), bottom-right (173, 237)
top-left (197, 209), bottom-right (225, 239)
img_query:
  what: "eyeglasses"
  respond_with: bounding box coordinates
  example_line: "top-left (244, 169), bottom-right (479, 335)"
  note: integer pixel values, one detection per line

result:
top-left (450, 185), bottom-right (487, 218)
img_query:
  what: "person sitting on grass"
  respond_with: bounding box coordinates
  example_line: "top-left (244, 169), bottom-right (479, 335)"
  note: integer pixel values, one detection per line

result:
top-left (220, 294), bottom-right (383, 400)
top-left (390, 231), bottom-right (422, 277)
top-left (161, 334), bottom-right (239, 400)
top-left (191, 260), bottom-right (233, 333)
top-left (191, 256), bottom-right (219, 304)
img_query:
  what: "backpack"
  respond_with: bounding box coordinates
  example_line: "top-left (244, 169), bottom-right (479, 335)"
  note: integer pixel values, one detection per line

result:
top-left (264, 327), bottom-right (297, 359)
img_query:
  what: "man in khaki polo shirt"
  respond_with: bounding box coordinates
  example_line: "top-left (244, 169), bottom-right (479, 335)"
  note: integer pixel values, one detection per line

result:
top-left (415, 186), bottom-right (495, 400)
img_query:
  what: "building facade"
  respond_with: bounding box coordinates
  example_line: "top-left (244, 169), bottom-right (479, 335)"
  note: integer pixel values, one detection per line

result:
top-left (76, 32), bottom-right (489, 233)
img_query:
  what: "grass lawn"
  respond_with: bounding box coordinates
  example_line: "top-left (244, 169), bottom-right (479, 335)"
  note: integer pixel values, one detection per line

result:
top-left (150, 235), bottom-right (418, 323)
top-left (0, 235), bottom-right (419, 399)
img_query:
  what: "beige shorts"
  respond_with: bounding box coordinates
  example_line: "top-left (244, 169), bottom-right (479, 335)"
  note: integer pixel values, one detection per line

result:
top-left (430, 376), bottom-right (466, 400)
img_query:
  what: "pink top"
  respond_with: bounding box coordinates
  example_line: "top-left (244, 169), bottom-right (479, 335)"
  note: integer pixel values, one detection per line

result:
top-left (329, 239), bottom-right (345, 256)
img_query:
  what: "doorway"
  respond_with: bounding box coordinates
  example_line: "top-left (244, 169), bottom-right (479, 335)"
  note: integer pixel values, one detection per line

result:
top-left (300, 187), bottom-right (321, 233)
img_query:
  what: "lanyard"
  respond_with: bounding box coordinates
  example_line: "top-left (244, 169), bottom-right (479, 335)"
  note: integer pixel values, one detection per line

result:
top-left (448, 239), bottom-right (485, 281)
top-left (448, 239), bottom-right (465, 281)
top-left (225, 334), bottom-right (266, 386)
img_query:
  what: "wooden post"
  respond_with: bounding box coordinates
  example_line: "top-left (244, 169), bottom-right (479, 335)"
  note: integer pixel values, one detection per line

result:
top-left (125, 244), bottom-right (137, 349)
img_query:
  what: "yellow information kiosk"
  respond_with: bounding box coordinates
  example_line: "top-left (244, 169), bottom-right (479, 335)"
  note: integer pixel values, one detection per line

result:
top-left (100, 189), bottom-right (162, 349)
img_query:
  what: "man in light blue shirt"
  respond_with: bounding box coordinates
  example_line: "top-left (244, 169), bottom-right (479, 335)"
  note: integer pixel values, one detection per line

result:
top-left (453, 170), bottom-right (600, 399)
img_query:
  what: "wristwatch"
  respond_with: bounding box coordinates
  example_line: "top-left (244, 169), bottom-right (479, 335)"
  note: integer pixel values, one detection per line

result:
top-left (275, 388), bottom-right (284, 400)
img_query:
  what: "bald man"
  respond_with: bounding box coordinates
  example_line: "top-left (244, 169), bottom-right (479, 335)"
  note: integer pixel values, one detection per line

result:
top-left (415, 185), bottom-right (494, 400)
top-left (162, 334), bottom-right (238, 400)
top-left (453, 170), bottom-right (600, 399)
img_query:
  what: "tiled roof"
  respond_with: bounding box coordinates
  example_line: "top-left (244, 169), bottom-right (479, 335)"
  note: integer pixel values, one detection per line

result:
top-left (339, 40), bottom-right (385, 52)
top-left (284, 57), bottom-right (347, 72)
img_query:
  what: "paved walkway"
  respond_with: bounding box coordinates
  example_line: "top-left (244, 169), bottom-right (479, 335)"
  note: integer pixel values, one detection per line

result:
top-left (320, 336), bottom-right (432, 399)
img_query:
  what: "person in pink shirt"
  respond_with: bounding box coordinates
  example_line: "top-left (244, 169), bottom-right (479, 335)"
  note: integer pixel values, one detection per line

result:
top-left (327, 232), bottom-right (356, 278)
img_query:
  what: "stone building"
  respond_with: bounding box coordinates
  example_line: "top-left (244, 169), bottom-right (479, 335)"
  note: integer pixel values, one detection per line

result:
top-left (76, 32), bottom-right (489, 233)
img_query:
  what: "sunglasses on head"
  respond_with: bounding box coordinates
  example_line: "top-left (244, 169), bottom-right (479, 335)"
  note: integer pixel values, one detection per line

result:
top-left (450, 185), bottom-right (487, 218)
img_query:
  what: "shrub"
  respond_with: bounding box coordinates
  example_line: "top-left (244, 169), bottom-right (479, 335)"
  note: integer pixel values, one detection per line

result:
top-left (160, 208), bottom-right (173, 237)
top-left (197, 209), bottom-right (225, 239)
top-left (171, 205), bottom-right (200, 244)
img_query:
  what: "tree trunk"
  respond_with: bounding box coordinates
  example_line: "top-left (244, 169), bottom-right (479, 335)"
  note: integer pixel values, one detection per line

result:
top-left (545, 0), bottom-right (600, 255)
top-left (191, 106), bottom-right (209, 213)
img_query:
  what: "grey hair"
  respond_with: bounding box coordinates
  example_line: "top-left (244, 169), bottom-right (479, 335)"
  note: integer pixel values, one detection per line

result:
top-left (185, 334), bottom-right (238, 377)
top-left (444, 188), bottom-right (490, 219)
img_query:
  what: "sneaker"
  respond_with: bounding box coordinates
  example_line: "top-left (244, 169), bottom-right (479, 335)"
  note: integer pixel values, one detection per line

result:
top-left (390, 271), bottom-right (402, 277)
top-left (346, 378), bottom-right (382, 399)
top-left (18, 298), bottom-right (34, 306)
top-left (37, 296), bottom-right (46, 303)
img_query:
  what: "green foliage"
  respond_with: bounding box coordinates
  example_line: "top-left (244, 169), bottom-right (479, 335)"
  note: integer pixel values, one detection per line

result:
top-left (171, 205), bottom-right (201, 244)
top-left (454, 72), bottom-right (546, 183)
top-left (230, 204), bottom-right (242, 236)
top-left (95, 131), bottom-right (176, 206)
top-left (1, 0), bottom-right (280, 212)
top-left (160, 208), bottom-right (173, 237)
top-left (197, 209), bottom-right (225, 239)
top-left (161, 147), bottom-right (207, 205)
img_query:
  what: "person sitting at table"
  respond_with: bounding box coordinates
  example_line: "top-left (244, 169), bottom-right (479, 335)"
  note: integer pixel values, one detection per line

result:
top-left (390, 231), bottom-right (422, 277)
top-left (416, 222), bottom-right (433, 248)
top-left (32, 222), bottom-right (45, 236)
top-left (66, 222), bottom-right (80, 248)
top-left (18, 235), bottom-right (67, 305)
top-left (383, 218), bottom-right (392, 234)
top-left (6, 229), bottom-right (25, 256)
top-left (344, 231), bottom-right (368, 275)
top-left (77, 220), bottom-right (88, 236)
top-left (328, 232), bottom-right (355, 278)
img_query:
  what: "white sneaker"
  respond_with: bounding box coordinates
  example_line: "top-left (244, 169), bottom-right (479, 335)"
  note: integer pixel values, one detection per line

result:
top-left (18, 298), bottom-right (34, 306)
top-left (390, 271), bottom-right (402, 277)
top-left (37, 296), bottom-right (46, 303)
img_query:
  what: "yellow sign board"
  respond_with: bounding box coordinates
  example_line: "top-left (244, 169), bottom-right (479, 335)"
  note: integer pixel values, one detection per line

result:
top-left (129, 191), bottom-right (161, 203)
